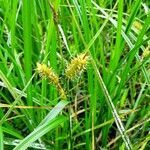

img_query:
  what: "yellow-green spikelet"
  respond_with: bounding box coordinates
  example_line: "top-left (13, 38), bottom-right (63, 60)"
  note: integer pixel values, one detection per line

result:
top-left (36, 63), bottom-right (59, 85)
top-left (36, 63), bottom-right (66, 99)
top-left (65, 53), bottom-right (89, 79)
top-left (142, 45), bottom-right (150, 58)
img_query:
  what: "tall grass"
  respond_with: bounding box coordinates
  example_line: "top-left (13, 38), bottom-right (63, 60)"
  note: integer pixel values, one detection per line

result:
top-left (0, 0), bottom-right (149, 149)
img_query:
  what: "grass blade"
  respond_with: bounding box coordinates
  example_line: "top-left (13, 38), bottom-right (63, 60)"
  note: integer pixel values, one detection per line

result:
top-left (13, 116), bottom-right (67, 150)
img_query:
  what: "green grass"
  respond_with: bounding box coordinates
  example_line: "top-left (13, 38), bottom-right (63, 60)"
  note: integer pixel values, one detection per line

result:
top-left (0, 0), bottom-right (150, 149)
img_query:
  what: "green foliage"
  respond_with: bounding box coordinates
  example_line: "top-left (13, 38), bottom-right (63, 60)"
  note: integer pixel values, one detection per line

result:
top-left (0, 0), bottom-right (149, 149)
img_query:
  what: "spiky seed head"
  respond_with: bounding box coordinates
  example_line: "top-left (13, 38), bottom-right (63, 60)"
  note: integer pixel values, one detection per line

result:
top-left (142, 45), bottom-right (150, 58)
top-left (36, 63), bottom-right (59, 85)
top-left (36, 63), bottom-right (67, 99)
top-left (65, 53), bottom-right (89, 79)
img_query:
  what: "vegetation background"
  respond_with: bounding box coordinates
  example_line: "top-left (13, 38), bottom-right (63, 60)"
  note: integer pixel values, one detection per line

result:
top-left (0, 0), bottom-right (149, 149)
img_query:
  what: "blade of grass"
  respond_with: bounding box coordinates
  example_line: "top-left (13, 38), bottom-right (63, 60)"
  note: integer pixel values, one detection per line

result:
top-left (0, 126), bottom-right (3, 150)
top-left (2, 126), bottom-right (23, 139)
top-left (13, 99), bottom-right (68, 150)
top-left (39, 100), bottom-right (69, 126)
top-left (89, 54), bottom-right (132, 150)
top-left (0, 70), bottom-right (35, 126)
top-left (109, 0), bottom-right (123, 71)
top-left (102, 0), bottom-right (124, 144)
top-left (13, 116), bottom-right (67, 150)
top-left (22, 0), bottom-right (33, 117)
top-left (4, 138), bottom-right (48, 149)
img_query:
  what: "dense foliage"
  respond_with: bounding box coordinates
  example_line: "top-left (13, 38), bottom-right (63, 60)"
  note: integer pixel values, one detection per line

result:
top-left (0, 0), bottom-right (149, 149)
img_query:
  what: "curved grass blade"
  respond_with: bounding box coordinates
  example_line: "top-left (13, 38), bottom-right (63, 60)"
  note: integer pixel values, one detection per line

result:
top-left (14, 116), bottom-right (67, 150)
top-left (14, 99), bottom-right (68, 150)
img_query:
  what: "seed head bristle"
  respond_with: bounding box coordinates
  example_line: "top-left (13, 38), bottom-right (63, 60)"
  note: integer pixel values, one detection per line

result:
top-left (65, 53), bottom-right (89, 79)
top-left (36, 63), bottom-right (59, 85)
top-left (36, 63), bottom-right (67, 99)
